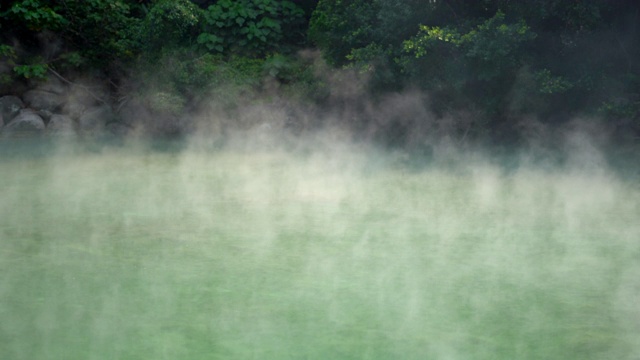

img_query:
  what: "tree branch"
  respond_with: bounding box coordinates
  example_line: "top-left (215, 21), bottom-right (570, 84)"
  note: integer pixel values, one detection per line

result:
top-left (47, 67), bottom-right (109, 106)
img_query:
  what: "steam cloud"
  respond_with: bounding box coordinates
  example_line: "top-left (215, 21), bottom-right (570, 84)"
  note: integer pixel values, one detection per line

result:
top-left (0, 52), bottom-right (639, 359)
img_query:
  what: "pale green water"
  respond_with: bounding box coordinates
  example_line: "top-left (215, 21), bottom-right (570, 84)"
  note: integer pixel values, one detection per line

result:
top-left (1, 140), bottom-right (639, 359)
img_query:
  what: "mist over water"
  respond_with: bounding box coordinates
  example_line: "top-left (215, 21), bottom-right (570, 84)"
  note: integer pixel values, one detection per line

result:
top-left (0, 133), bottom-right (639, 359)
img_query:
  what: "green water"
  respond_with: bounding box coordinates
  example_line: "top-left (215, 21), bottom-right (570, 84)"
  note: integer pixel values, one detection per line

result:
top-left (1, 141), bottom-right (639, 359)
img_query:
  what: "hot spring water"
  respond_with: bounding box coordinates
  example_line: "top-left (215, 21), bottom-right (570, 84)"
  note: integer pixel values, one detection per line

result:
top-left (0, 140), bottom-right (638, 359)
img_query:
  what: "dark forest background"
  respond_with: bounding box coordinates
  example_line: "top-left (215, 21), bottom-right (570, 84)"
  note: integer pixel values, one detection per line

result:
top-left (1, 0), bottom-right (639, 155)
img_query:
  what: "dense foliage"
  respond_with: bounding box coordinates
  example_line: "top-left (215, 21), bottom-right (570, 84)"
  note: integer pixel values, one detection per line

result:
top-left (1, 0), bottom-right (143, 76)
top-left (309, 0), bottom-right (640, 140)
top-left (197, 0), bottom-right (305, 56)
top-left (141, 0), bottom-right (202, 52)
top-left (0, 0), bottom-right (638, 145)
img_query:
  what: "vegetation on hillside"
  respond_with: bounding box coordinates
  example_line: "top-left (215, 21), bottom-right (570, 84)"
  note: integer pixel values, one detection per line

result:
top-left (1, 0), bottom-right (638, 147)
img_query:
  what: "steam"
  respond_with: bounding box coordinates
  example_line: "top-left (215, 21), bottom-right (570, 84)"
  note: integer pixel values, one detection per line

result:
top-left (0, 53), bottom-right (639, 359)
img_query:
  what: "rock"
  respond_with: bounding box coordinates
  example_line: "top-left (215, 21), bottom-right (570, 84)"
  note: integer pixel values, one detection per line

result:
top-left (77, 105), bottom-right (114, 135)
top-left (0, 95), bottom-right (25, 125)
top-left (23, 89), bottom-right (65, 112)
top-left (37, 109), bottom-right (54, 123)
top-left (149, 114), bottom-right (186, 137)
top-left (47, 114), bottom-right (76, 137)
top-left (106, 122), bottom-right (132, 137)
top-left (2, 109), bottom-right (45, 137)
top-left (118, 99), bottom-right (153, 127)
top-left (63, 101), bottom-right (87, 120)
top-left (64, 83), bottom-right (108, 116)
top-left (117, 98), bottom-right (192, 136)
top-left (34, 76), bottom-right (66, 95)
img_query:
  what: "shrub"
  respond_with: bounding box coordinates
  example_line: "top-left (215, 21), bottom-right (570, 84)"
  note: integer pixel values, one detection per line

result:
top-left (53, 0), bottom-right (142, 66)
top-left (0, 0), bottom-right (142, 79)
top-left (308, 0), bottom-right (378, 67)
top-left (0, 0), bottom-right (67, 31)
top-left (198, 0), bottom-right (305, 57)
top-left (140, 0), bottom-right (203, 52)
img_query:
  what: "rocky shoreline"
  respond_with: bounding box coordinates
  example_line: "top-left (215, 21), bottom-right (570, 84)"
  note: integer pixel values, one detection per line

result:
top-left (0, 77), bottom-right (191, 140)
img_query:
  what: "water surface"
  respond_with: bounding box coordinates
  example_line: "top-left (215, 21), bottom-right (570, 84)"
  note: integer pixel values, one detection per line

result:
top-left (1, 140), bottom-right (639, 359)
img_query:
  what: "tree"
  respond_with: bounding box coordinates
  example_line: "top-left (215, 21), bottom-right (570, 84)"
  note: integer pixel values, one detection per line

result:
top-left (308, 0), bottom-right (640, 140)
top-left (0, 0), bottom-right (143, 82)
top-left (197, 0), bottom-right (305, 57)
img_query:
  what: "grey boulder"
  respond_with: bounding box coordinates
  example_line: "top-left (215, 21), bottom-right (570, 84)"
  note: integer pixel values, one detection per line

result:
top-left (2, 109), bottom-right (45, 136)
top-left (47, 114), bottom-right (76, 137)
top-left (77, 105), bottom-right (114, 135)
top-left (0, 95), bottom-right (25, 125)
top-left (23, 89), bottom-right (65, 113)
